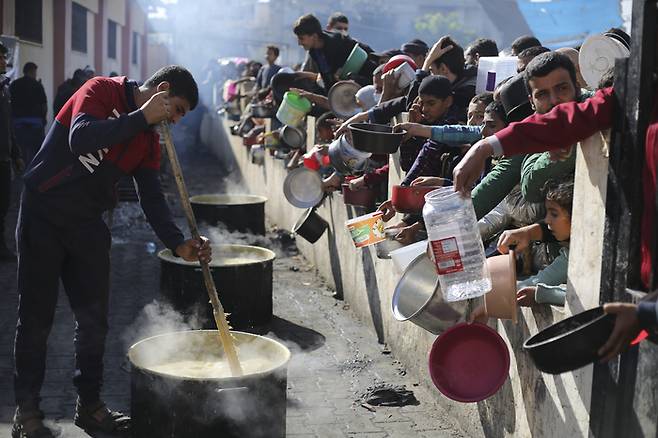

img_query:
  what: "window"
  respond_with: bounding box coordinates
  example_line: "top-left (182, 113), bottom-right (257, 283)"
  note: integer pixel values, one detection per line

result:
top-left (72, 2), bottom-right (87, 53)
top-left (132, 32), bottom-right (139, 65)
top-left (108, 20), bottom-right (117, 59)
top-left (15, 0), bottom-right (43, 43)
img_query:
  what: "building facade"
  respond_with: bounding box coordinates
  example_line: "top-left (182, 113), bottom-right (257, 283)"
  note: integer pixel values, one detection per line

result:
top-left (1, 0), bottom-right (148, 124)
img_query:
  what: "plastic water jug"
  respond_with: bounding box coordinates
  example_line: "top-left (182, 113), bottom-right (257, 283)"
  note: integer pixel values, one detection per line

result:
top-left (423, 187), bottom-right (491, 302)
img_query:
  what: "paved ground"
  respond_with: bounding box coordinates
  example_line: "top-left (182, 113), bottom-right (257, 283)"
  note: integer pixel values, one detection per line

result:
top-left (0, 142), bottom-right (468, 437)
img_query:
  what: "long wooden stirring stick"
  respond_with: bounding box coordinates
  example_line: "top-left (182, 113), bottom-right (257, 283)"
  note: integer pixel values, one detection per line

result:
top-left (160, 122), bottom-right (243, 376)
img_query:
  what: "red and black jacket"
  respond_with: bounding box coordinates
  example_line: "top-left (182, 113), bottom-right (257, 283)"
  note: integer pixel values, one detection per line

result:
top-left (23, 76), bottom-right (184, 250)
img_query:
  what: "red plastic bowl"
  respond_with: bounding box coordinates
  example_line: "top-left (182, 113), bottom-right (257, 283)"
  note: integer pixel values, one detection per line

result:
top-left (391, 185), bottom-right (442, 214)
top-left (428, 322), bottom-right (510, 403)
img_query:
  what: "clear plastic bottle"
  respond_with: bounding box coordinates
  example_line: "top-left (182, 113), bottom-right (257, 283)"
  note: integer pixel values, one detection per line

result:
top-left (422, 187), bottom-right (491, 302)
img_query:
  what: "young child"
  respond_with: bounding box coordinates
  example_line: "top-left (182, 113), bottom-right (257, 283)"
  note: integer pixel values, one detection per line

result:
top-left (500, 179), bottom-right (573, 307)
top-left (471, 179), bottom-right (573, 322)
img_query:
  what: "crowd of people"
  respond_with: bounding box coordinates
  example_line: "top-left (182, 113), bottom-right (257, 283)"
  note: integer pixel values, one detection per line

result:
top-left (225, 12), bottom-right (657, 370)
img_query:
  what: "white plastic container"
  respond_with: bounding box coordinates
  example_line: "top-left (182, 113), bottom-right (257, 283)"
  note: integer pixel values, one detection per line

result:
top-left (423, 187), bottom-right (491, 302)
top-left (394, 62), bottom-right (416, 90)
top-left (475, 56), bottom-right (518, 94)
top-left (390, 239), bottom-right (428, 274)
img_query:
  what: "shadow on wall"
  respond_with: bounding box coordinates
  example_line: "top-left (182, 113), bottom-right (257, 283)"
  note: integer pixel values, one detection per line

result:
top-left (326, 201), bottom-right (345, 300)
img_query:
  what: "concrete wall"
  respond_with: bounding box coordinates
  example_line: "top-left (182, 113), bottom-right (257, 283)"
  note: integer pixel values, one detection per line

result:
top-left (203, 110), bottom-right (656, 437)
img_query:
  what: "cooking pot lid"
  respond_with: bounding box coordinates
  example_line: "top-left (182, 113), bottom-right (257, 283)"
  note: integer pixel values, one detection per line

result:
top-left (189, 194), bottom-right (268, 205)
top-left (157, 244), bottom-right (275, 267)
top-left (429, 322), bottom-right (510, 402)
top-left (283, 167), bottom-right (324, 208)
top-left (579, 34), bottom-right (630, 89)
top-left (328, 81), bottom-right (362, 118)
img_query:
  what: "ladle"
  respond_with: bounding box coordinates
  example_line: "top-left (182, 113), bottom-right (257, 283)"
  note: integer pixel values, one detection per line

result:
top-left (160, 123), bottom-right (243, 376)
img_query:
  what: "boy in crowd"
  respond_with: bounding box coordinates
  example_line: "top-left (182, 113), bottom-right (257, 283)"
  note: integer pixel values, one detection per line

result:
top-left (12, 66), bottom-right (211, 438)
top-left (293, 14), bottom-right (376, 92)
top-left (464, 38), bottom-right (499, 67)
top-left (256, 45), bottom-right (282, 91)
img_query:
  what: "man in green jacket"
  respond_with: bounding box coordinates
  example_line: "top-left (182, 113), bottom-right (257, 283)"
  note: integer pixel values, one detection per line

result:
top-left (472, 51), bottom-right (586, 218)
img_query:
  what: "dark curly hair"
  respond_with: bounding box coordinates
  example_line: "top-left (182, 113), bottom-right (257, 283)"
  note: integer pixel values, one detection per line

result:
top-left (544, 179), bottom-right (574, 216)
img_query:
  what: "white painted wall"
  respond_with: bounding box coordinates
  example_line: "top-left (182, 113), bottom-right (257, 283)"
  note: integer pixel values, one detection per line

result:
top-left (17, 0), bottom-right (55, 124)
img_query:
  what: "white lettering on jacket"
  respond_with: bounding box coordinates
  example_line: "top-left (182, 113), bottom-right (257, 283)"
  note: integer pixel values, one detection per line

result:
top-left (78, 109), bottom-right (121, 173)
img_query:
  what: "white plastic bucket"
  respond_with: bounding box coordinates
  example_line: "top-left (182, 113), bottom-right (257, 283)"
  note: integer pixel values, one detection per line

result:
top-left (390, 239), bottom-right (428, 274)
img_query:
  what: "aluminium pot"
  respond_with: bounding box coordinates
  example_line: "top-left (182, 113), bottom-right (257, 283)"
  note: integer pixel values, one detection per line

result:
top-left (375, 229), bottom-right (405, 259)
top-left (292, 208), bottom-right (328, 243)
top-left (190, 194), bottom-right (267, 235)
top-left (523, 306), bottom-right (616, 374)
top-left (349, 123), bottom-right (406, 154)
top-left (279, 125), bottom-right (306, 149)
top-left (391, 185), bottom-right (443, 214)
top-left (158, 244), bottom-right (275, 333)
top-left (392, 252), bottom-right (467, 334)
top-left (341, 183), bottom-right (377, 208)
top-left (129, 330), bottom-right (290, 438)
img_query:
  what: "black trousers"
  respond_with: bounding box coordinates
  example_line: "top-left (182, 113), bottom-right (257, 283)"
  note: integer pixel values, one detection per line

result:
top-left (13, 203), bottom-right (111, 409)
top-left (0, 160), bottom-right (11, 244)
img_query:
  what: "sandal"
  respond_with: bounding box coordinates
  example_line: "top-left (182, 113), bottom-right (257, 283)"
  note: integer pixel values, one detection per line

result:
top-left (73, 399), bottom-right (130, 437)
top-left (11, 409), bottom-right (55, 438)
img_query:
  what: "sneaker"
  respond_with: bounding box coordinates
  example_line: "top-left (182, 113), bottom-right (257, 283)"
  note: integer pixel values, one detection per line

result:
top-left (73, 398), bottom-right (130, 437)
top-left (11, 408), bottom-right (54, 438)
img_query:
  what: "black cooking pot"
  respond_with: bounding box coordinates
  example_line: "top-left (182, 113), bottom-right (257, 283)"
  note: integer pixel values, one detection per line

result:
top-left (190, 194), bottom-right (267, 235)
top-left (292, 208), bottom-right (328, 243)
top-left (158, 244), bottom-right (275, 333)
top-left (523, 306), bottom-right (616, 374)
top-left (349, 123), bottom-right (406, 154)
top-left (129, 330), bottom-right (290, 438)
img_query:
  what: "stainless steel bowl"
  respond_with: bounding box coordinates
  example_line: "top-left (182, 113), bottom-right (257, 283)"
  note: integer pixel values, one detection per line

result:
top-left (375, 230), bottom-right (405, 259)
top-left (392, 253), bottom-right (467, 334)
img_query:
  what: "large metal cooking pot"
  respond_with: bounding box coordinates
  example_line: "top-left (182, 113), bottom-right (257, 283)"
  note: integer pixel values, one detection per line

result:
top-left (349, 123), bottom-right (406, 154)
top-left (292, 208), bottom-right (328, 243)
top-left (392, 253), bottom-right (467, 334)
top-left (328, 136), bottom-right (370, 175)
top-left (129, 330), bottom-right (291, 438)
top-left (523, 306), bottom-right (616, 374)
top-left (190, 194), bottom-right (267, 235)
top-left (158, 244), bottom-right (276, 333)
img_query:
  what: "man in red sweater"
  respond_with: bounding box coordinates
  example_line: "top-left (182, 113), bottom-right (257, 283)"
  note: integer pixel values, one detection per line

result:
top-left (12, 66), bottom-right (211, 438)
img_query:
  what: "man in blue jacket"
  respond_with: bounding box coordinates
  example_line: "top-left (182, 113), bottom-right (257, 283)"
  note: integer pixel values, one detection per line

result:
top-left (12, 65), bottom-right (211, 438)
